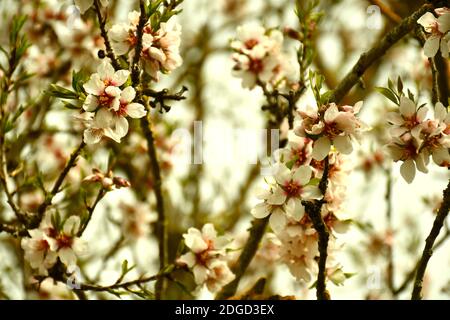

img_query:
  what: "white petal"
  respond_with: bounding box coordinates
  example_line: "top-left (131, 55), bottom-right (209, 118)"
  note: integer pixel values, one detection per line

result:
top-left (400, 159), bottom-right (416, 184)
top-left (333, 135), bottom-right (353, 154)
top-left (269, 209), bottom-right (286, 234)
top-left (74, 0), bottom-right (94, 14)
top-left (111, 116), bottom-right (129, 138)
top-left (58, 247), bottom-right (77, 270)
top-left (63, 216), bottom-right (81, 235)
top-left (399, 96), bottom-right (416, 117)
top-left (193, 265), bottom-right (209, 285)
top-left (292, 165), bottom-right (312, 185)
top-left (83, 95), bottom-right (98, 112)
top-left (83, 128), bottom-right (103, 144)
top-left (324, 104), bottom-right (339, 123)
top-left (83, 74), bottom-right (104, 95)
top-left (417, 12), bottom-right (437, 30)
top-left (274, 163), bottom-right (291, 185)
top-left (424, 36), bottom-right (440, 58)
top-left (126, 103), bottom-right (147, 118)
top-left (112, 70), bottom-right (130, 86)
top-left (267, 186), bottom-right (287, 205)
top-left (302, 185), bottom-right (322, 200)
top-left (120, 86), bottom-right (136, 102)
top-left (202, 223), bottom-right (217, 241)
top-left (251, 202), bottom-right (271, 219)
top-left (98, 61), bottom-right (115, 80)
top-left (312, 137), bottom-right (331, 160)
top-left (178, 252), bottom-right (196, 268)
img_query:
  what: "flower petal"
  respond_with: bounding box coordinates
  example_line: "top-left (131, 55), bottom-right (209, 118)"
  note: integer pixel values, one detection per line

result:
top-left (312, 136), bottom-right (331, 160)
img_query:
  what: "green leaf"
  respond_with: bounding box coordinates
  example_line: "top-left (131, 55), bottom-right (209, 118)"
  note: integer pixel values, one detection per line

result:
top-left (397, 76), bottom-right (403, 94)
top-left (375, 87), bottom-right (399, 105)
top-left (72, 70), bottom-right (89, 94)
top-left (46, 84), bottom-right (79, 100)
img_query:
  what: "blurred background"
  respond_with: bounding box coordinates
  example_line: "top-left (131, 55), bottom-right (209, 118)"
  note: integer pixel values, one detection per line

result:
top-left (0, 0), bottom-right (449, 299)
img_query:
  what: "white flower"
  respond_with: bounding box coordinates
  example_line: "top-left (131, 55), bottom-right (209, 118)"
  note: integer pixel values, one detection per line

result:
top-left (295, 102), bottom-right (366, 160)
top-left (74, 0), bottom-right (108, 14)
top-left (21, 229), bottom-right (58, 276)
top-left (83, 61), bottom-right (129, 112)
top-left (55, 216), bottom-right (87, 273)
top-left (177, 224), bottom-right (234, 291)
top-left (109, 11), bottom-right (141, 55)
top-left (79, 110), bottom-right (122, 144)
top-left (417, 11), bottom-right (450, 57)
top-left (387, 96), bottom-right (428, 144)
top-left (21, 214), bottom-right (87, 275)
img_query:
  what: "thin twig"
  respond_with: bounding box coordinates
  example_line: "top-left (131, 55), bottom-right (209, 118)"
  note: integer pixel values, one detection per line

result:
top-left (331, 4), bottom-right (432, 103)
top-left (32, 140), bottom-right (85, 228)
top-left (93, 0), bottom-right (120, 70)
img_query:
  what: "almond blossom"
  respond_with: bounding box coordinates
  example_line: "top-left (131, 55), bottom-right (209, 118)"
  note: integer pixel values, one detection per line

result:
top-left (417, 9), bottom-right (450, 58)
top-left (386, 98), bottom-right (449, 183)
top-left (21, 214), bottom-right (87, 275)
top-left (80, 60), bottom-right (147, 144)
top-left (109, 12), bottom-right (182, 81)
top-left (177, 223), bottom-right (234, 292)
top-left (295, 102), bottom-right (366, 161)
top-left (231, 24), bottom-right (296, 89)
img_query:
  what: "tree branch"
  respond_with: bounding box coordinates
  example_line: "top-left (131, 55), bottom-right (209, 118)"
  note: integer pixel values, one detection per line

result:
top-left (331, 4), bottom-right (432, 103)
top-left (411, 179), bottom-right (450, 299)
top-left (32, 140), bottom-right (85, 228)
top-left (93, 0), bottom-right (120, 70)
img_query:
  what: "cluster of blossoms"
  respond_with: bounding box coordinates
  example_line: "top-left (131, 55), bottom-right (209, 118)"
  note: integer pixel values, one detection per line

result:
top-left (386, 96), bottom-right (450, 183)
top-left (78, 60), bottom-right (147, 144)
top-left (294, 101), bottom-right (367, 161)
top-left (21, 214), bottom-right (87, 275)
top-left (251, 131), bottom-right (351, 283)
top-left (231, 24), bottom-right (297, 89)
top-left (177, 224), bottom-right (235, 293)
top-left (109, 11), bottom-right (182, 81)
top-left (417, 8), bottom-right (450, 58)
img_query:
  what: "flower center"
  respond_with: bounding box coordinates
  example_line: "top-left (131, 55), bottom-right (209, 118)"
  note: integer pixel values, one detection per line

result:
top-left (248, 58), bottom-right (264, 74)
top-left (283, 181), bottom-right (302, 197)
top-left (244, 38), bottom-right (258, 50)
top-left (56, 234), bottom-right (73, 249)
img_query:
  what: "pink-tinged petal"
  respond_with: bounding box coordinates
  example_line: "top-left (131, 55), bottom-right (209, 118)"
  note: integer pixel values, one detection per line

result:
top-left (435, 102), bottom-right (447, 122)
top-left (126, 103), bottom-right (147, 118)
top-left (95, 108), bottom-right (113, 128)
top-left (353, 101), bottom-right (363, 114)
top-left (120, 86), bottom-right (136, 103)
top-left (437, 13), bottom-right (450, 33)
top-left (113, 41), bottom-right (132, 56)
top-left (177, 252), bottom-right (196, 268)
top-left (98, 61), bottom-right (115, 80)
top-left (389, 126), bottom-right (409, 137)
top-left (267, 186), bottom-right (287, 205)
top-left (273, 164), bottom-right (291, 186)
top-left (251, 202), bottom-right (271, 219)
top-left (201, 223), bottom-right (217, 241)
top-left (333, 135), bottom-right (353, 154)
top-left (302, 185), bottom-right (322, 200)
top-left (440, 37), bottom-right (450, 58)
top-left (193, 265), bottom-right (209, 285)
top-left (63, 216), bottom-right (81, 235)
top-left (312, 136), bottom-right (331, 160)
top-left (415, 153), bottom-right (429, 173)
top-left (432, 148), bottom-right (450, 165)
top-left (83, 95), bottom-right (98, 112)
top-left (417, 106), bottom-right (428, 121)
top-left (105, 86), bottom-right (121, 97)
top-left (292, 165), bottom-right (312, 185)
top-left (269, 209), bottom-right (286, 234)
top-left (112, 70), bottom-right (130, 86)
top-left (386, 112), bottom-right (404, 125)
top-left (83, 74), bottom-right (104, 95)
top-left (287, 198), bottom-right (304, 221)
top-left (83, 128), bottom-right (103, 144)
top-left (184, 228), bottom-right (208, 253)
top-left (324, 104), bottom-right (339, 123)
top-left (423, 36), bottom-right (440, 57)
top-left (399, 96), bottom-right (416, 117)
top-left (417, 12), bottom-right (437, 31)
top-left (400, 159), bottom-right (416, 184)
top-left (411, 126), bottom-right (423, 145)
top-left (58, 247), bottom-right (77, 270)
top-left (109, 116), bottom-right (129, 140)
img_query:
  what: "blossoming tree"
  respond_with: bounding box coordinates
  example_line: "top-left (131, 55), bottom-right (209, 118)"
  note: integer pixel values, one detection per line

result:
top-left (0, 0), bottom-right (449, 300)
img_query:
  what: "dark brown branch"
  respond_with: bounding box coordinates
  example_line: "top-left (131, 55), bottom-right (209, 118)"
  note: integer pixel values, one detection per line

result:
top-left (93, 0), bottom-right (120, 70)
top-left (330, 4), bottom-right (432, 103)
top-left (411, 179), bottom-right (450, 299)
top-left (32, 140), bottom-right (85, 228)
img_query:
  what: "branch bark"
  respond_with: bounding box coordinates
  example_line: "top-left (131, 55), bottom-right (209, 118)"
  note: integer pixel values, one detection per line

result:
top-left (411, 179), bottom-right (450, 299)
